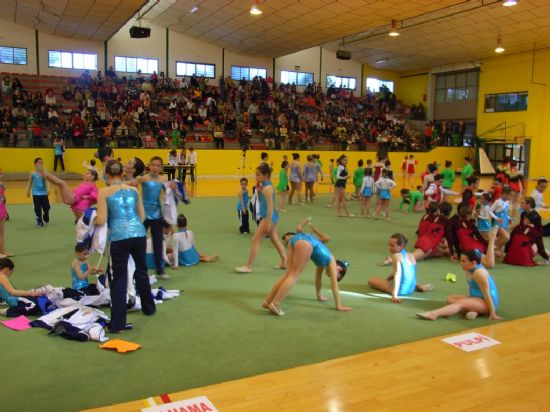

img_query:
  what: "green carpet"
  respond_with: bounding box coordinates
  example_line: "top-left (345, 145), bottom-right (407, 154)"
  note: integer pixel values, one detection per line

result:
top-left (1, 196), bottom-right (549, 412)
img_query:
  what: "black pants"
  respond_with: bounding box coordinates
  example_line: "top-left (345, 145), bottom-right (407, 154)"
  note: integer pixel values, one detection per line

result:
top-left (188, 165), bottom-right (195, 182)
top-left (215, 137), bottom-right (224, 149)
top-left (109, 236), bottom-right (156, 332)
top-left (6, 298), bottom-right (41, 317)
top-left (165, 166), bottom-right (176, 181)
top-left (32, 195), bottom-right (50, 224)
top-left (54, 154), bottom-right (65, 171)
top-left (144, 218), bottom-right (165, 275)
top-left (80, 283), bottom-right (99, 296)
top-left (238, 210), bottom-right (250, 234)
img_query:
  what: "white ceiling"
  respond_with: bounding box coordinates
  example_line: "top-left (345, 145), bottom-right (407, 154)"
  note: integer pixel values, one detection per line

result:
top-left (146, 0), bottom-right (550, 71)
top-left (0, 0), bottom-right (148, 41)
top-left (1, 0), bottom-right (549, 71)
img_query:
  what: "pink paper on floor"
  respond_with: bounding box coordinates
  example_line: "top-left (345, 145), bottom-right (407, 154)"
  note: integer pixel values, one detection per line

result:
top-left (0, 315), bottom-right (32, 331)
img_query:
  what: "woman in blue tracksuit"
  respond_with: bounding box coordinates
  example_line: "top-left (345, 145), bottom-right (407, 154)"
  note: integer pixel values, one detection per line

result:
top-left (96, 160), bottom-right (155, 333)
top-left (263, 218), bottom-right (352, 316)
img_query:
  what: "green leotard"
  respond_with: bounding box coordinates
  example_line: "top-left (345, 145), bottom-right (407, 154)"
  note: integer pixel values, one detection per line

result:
top-left (461, 163), bottom-right (473, 186)
top-left (330, 167), bottom-right (337, 184)
top-left (400, 190), bottom-right (424, 212)
top-left (276, 169), bottom-right (289, 192)
top-left (441, 168), bottom-right (455, 189)
top-left (353, 167), bottom-right (365, 188)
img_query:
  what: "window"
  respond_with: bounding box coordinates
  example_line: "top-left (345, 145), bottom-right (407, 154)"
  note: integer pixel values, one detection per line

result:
top-left (230, 65), bottom-right (267, 81)
top-left (435, 70), bottom-right (478, 103)
top-left (484, 92), bottom-right (528, 112)
top-left (114, 56), bottom-right (158, 74)
top-left (175, 61), bottom-right (215, 78)
top-left (326, 75), bottom-right (356, 90)
top-left (0, 46), bottom-right (27, 65)
top-left (48, 50), bottom-right (97, 70)
top-left (366, 77), bottom-right (394, 93)
top-left (280, 70), bottom-right (314, 86)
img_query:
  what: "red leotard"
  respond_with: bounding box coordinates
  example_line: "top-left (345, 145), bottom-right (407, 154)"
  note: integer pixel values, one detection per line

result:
top-left (503, 225), bottom-right (549, 266)
top-left (453, 218), bottom-right (488, 255)
top-left (407, 160), bottom-right (417, 174)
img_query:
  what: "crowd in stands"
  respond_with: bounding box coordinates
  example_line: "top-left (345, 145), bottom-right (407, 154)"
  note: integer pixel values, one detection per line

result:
top-left (1, 69), bottom-right (430, 151)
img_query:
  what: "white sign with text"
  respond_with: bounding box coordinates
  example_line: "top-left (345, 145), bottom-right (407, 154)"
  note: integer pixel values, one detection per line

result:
top-left (442, 332), bottom-right (501, 352)
top-left (142, 396), bottom-right (218, 412)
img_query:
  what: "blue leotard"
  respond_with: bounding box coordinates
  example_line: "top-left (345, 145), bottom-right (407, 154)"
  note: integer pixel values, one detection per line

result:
top-left (178, 248), bottom-right (200, 266)
top-left (174, 230), bottom-right (200, 266)
top-left (71, 262), bottom-right (90, 290)
top-left (106, 188), bottom-right (146, 242)
top-left (141, 180), bottom-right (164, 220)
top-left (468, 264), bottom-right (499, 310)
top-left (237, 190), bottom-right (249, 211)
top-left (397, 249), bottom-right (416, 296)
top-left (259, 180), bottom-right (278, 224)
top-left (492, 200), bottom-right (510, 231)
top-left (289, 165), bottom-right (301, 183)
top-left (289, 233), bottom-right (333, 267)
top-left (54, 143), bottom-right (64, 156)
top-left (304, 164), bottom-right (317, 183)
top-left (31, 172), bottom-right (47, 196)
top-left (0, 282), bottom-right (18, 307)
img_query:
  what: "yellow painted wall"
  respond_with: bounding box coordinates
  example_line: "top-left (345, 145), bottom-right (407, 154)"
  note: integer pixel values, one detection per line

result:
top-left (396, 71), bottom-right (429, 106)
top-left (0, 148), bottom-right (469, 178)
top-left (477, 48), bottom-right (550, 180)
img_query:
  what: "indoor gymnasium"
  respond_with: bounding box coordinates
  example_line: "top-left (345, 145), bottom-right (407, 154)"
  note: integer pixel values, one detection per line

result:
top-left (0, 0), bottom-right (549, 411)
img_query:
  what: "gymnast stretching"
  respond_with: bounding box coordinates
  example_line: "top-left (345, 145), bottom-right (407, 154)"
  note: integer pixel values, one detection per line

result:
top-left (41, 169), bottom-right (99, 220)
top-left (263, 218), bottom-right (352, 316)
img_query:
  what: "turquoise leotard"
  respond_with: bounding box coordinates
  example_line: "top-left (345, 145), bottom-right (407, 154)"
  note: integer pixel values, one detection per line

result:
top-left (31, 172), bottom-right (47, 196)
top-left (71, 262), bottom-right (90, 290)
top-left (468, 264), bottom-right (499, 310)
top-left (259, 180), bottom-right (278, 224)
top-left (141, 180), bottom-right (164, 220)
top-left (106, 188), bottom-right (146, 242)
top-left (237, 191), bottom-right (249, 211)
top-left (0, 283), bottom-right (18, 307)
top-left (397, 249), bottom-right (416, 296)
top-left (289, 233), bottom-right (332, 267)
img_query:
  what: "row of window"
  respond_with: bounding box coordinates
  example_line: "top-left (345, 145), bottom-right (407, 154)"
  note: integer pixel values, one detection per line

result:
top-left (435, 71), bottom-right (479, 103)
top-left (16, 47), bottom-right (531, 110)
top-left (2, 47), bottom-right (360, 89)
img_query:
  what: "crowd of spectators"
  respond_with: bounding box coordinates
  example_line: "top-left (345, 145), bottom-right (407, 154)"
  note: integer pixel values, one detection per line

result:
top-left (1, 69), bottom-right (430, 151)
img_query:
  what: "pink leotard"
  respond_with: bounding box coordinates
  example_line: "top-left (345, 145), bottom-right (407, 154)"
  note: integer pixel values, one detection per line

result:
top-left (71, 182), bottom-right (98, 212)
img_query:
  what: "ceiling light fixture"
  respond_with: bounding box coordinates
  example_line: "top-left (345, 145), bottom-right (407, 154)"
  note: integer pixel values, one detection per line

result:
top-left (495, 36), bottom-right (505, 53)
top-left (375, 58), bottom-right (389, 64)
top-left (190, 5), bottom-right (199, 13)
top-left (250, 0), bottom-right (263, 15)
top-left (388, 19), bottom-right (400, 37)
top-left (502, 0), bottom-right (518, 6)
